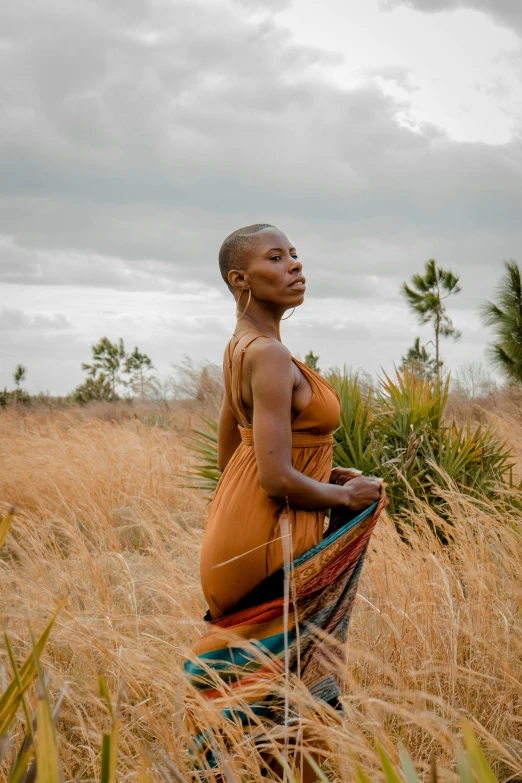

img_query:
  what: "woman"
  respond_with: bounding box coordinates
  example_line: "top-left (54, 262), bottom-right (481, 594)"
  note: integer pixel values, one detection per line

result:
top-left (186, 224), bottom-right (387, 781)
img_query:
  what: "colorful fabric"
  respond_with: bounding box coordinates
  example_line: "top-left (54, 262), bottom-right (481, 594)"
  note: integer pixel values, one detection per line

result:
top-left (184, 494), bottom-right (388, 767)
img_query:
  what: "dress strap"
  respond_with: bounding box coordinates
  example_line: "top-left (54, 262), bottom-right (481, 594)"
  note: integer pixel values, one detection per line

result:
top-left (226, 332), bottom-right (269, 428)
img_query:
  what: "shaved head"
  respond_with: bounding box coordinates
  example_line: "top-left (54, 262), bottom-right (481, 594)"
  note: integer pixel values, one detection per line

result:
top-left (219, 224), bottom-right (275, 291)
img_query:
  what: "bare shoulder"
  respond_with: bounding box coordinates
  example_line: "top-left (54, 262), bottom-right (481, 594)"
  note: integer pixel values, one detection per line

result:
top-left (246, 337), bottom-right (292, 374)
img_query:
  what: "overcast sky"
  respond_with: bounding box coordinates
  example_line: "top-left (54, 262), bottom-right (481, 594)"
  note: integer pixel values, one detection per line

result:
top-left (1, 0), bottom-right (521, 394)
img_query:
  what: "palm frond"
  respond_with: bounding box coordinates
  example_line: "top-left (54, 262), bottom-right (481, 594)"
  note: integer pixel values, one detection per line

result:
top-left (480, 260), bottom-right (522, 385)
top-left (182, 419), bottom-right (221, 494)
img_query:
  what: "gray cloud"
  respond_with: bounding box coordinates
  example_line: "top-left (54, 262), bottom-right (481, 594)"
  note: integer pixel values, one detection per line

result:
top-left (0, 234), bottom-right (195, 291)
top-left (231, 0), bottom-right (292, 10)
top-left (0, 0), bottom-right (521, 392)
top-left (1, 0), bottom-right (520, 277)
top-left (0, 307), bottom-right (72, 332)
top-left (381, 0), bottom-right (522, 35)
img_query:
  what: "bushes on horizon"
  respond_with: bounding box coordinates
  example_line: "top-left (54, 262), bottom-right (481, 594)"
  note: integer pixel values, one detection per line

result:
top-left (0, 387), bottom-right (32, 407)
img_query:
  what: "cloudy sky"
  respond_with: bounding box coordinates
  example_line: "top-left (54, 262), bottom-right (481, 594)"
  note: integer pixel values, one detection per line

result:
top-left (1, 0), bottom-right (521, 394)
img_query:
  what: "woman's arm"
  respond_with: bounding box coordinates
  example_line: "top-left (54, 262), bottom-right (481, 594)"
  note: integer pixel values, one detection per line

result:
top-left (249, 341), bottom-right (381, 510)
top-left (217, 393), bottom-right (241, 472)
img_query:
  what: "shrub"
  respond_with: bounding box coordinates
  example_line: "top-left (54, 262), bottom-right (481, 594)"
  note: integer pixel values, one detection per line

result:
top-left (329, 368), bottom-right (519, 516)
top-left (187, 370), bottom-right (519, 522)
top-left (0, 388), bottom-right (32, 407)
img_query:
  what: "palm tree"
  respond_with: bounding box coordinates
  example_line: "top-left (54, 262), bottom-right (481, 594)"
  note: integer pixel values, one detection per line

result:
top-left (480, 260), bottom-right (522, 385)
top-left (402, 259), bottom-right (461, 380)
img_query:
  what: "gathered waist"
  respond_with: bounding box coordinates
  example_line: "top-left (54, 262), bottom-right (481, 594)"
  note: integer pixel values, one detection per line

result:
top-left (239, 426), bottom-right (333, 448)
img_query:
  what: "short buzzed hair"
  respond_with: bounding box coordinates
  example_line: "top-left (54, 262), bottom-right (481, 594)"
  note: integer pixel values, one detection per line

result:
top-left (219, 224), bottom-right (274, 291)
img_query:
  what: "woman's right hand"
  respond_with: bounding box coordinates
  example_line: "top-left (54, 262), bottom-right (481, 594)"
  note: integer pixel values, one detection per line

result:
top-left (339, 476), bottom-right (383, 511)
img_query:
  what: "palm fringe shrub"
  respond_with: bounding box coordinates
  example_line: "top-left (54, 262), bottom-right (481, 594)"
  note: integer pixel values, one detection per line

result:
top-left (186, 369), bottom-right (520, 520)
top-left (329, 368), bottom-right (519, 517)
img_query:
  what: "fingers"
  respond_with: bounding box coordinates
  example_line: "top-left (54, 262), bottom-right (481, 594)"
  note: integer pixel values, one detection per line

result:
top-left (331, 468), bottom-right (362, 478)
top-left (330, 467), bottom-right (363, 485)
top-left (353, 476), bottom-right (382, 485)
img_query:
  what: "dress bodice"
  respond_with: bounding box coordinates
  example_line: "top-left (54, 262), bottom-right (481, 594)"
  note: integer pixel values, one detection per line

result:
top-left (225, 330), bottom-right (340, 437)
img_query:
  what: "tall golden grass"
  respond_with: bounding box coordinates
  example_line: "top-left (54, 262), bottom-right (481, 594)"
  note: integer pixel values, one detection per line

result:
top-left (1, 401), bottom-right (521, 781)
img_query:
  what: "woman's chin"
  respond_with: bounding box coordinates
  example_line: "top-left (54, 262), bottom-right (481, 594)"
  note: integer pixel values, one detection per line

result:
top-left (291, 291), bottom-right (306, 306)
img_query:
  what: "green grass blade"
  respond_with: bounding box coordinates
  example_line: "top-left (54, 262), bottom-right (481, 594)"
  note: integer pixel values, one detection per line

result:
top-left (36, 697), bottom-right (60, 783)
top-left (376, 741), bottom-right (403, 783)
top-left (462, 721), bottom-right (497, 783)
top-left (398, 742), bottom-right (421, 783)
top-left (8, 736), bottom-right (35, 783)
top-left (355, 765), bottom-right (373, 783)
top-left (98, 676), bottom-right (115, 721)
top-left (455, 744), bottom-right (474, 783)
top-left (0, 598), bottom-right (67, 737)
top-left (99, 676), bottom-right (118, 783)
top-left (101, 732), bottom-right (117, 783)
top-left (0, 599), bottom-right (65, 733)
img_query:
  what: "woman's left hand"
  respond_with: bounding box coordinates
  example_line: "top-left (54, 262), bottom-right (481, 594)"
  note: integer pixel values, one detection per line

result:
top-left (329, 467), bottom-right (363, 485)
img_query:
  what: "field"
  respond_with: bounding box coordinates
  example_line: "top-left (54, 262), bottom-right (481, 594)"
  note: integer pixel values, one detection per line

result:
top-left (1, 396), bottom-right (521, 781)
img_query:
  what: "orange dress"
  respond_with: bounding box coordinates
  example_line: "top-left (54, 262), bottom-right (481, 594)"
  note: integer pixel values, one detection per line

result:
top-left (199, 331), bottom-right (341, 619)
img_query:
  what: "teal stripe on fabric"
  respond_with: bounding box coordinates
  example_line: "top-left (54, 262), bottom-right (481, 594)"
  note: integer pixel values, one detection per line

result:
top-left (185, 658), bottom-right (261, 687)
top-left (291, 502), bottom-right (378, 570)
top-left (184, 628), bottom-right (296, 681)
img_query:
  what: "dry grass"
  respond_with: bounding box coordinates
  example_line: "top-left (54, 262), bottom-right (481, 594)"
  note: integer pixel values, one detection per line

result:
top-left (0, 401), bottom-right (521, 782)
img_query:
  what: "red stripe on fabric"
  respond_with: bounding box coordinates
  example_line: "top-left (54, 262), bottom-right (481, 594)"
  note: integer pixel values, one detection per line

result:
top-left (211, 597), bottom-right (286, 629)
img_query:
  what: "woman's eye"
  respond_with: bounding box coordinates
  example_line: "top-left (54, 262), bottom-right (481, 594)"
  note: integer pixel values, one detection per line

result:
top-left (270, 255), bottom-right (281, 261)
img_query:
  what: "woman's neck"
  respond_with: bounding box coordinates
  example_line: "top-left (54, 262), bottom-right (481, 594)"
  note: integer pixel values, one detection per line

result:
top-left (235, 310), bottom-right (281, 341)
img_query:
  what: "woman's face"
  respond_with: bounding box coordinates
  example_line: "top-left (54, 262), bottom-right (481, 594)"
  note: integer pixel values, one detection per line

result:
top-left (238, 227), bottom-right (306, 309)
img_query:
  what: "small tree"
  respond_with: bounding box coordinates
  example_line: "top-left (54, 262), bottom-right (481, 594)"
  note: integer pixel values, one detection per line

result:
top-left (400, 337), bottom-right (437, 380)
top-left (124, 347), bottom-right (153, 399)
top-left (480, 260), bottom-right (522, 386)
top-left (82, 337), bottom-right (126, 399)
top-left (13, 364), bottom-right (26, 389)
top-left (304, 351), bottom-right (320, 373)
top-left (73, 375), bottom-right (113, 404)
top-left (402, 259), bottom-right (461, 380)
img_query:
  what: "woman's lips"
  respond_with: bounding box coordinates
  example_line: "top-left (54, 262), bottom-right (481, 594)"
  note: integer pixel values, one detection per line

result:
top-left (289, 279), bottom-right (306, 289)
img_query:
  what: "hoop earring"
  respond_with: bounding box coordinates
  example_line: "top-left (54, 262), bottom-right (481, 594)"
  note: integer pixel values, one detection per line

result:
top-left (281, 307), bottom-right (295, 321)
top-left (236, 288), bottom-right (251, 317)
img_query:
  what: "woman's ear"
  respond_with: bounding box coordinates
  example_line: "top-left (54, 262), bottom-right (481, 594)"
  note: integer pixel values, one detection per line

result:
top-left (228, 269), bottom-right (248, 291)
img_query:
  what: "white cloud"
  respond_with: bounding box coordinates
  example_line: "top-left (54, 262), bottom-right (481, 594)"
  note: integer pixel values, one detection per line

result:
top-left (280, 0), bottom-right (522, 143)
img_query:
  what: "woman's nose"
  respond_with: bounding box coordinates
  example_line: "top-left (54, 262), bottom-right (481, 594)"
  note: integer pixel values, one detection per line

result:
top-left (289, 257), bottom-right (302, 272)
